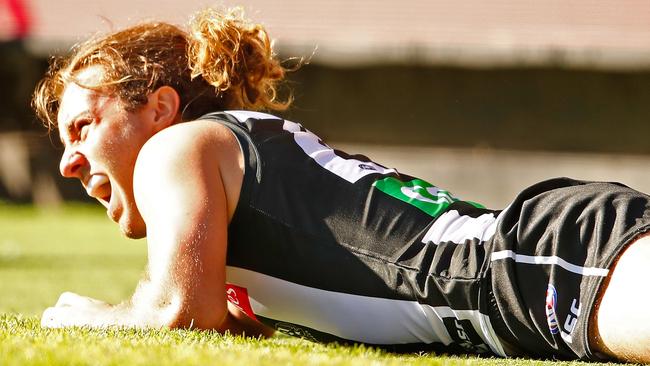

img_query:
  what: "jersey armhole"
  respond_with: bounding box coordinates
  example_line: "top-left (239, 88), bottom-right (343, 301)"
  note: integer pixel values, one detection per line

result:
top-left (198, 113), bottom-right (260, 225)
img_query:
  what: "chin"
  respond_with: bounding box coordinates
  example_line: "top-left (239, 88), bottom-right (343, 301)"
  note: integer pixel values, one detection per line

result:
top-left (122, 226), bottom-right (146, 239)
top-left (114, 202), bottom-right (147, 239)
top-left (118, 216), bottom-right (147, 239)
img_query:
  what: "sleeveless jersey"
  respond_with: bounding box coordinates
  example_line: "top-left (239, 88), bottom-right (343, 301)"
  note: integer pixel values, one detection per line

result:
top-left (202, 110), bottom-right (508, 355)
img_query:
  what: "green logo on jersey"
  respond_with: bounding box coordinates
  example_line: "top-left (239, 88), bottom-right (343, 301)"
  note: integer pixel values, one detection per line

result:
top-left (372, 177), bottom-right (483, 217)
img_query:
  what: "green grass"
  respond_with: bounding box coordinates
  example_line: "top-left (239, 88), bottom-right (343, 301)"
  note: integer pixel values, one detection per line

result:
top-left (0, 204), bottom-right (146, 315)
top-left (0, 204), bottom-right (624, 365)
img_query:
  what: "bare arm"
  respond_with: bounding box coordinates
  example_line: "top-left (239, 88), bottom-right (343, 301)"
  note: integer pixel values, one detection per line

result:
top-left (134, 123), bottom-right (230, 329)
top-left (42, 121), bottom-right (271, 336)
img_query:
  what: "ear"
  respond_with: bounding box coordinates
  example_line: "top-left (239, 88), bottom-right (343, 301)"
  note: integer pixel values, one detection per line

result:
top-left (147, 86), bottom-right (181, 130)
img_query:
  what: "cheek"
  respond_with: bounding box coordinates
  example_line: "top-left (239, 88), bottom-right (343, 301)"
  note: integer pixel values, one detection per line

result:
top-left (92, 129), bottom-right (121, 162)
top-left (102, 117), bottom-right (136, 150)
top-left (100, 121), bottom-right (149, 172)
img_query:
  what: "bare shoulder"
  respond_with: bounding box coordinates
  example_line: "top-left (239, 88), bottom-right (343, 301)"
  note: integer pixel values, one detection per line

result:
top-left (134, 120), bottom-right (244, 221)
top-left (138, 120), bottom-right (240, 162)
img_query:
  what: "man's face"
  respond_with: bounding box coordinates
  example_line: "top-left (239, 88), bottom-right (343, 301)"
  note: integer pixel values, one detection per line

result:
top-left (57, 66), bottom-right (154, 238)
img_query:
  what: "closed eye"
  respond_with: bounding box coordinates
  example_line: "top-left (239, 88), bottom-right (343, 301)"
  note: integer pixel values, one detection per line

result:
top-left (74, 119), bottom-right (92, 141)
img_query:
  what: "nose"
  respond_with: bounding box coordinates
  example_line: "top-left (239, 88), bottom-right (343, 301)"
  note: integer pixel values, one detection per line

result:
top-left (59, 149), bottom-right (89, 179)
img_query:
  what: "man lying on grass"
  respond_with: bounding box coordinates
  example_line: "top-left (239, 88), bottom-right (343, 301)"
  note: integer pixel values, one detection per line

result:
top-left (33, 7), bottom-right (650, 363)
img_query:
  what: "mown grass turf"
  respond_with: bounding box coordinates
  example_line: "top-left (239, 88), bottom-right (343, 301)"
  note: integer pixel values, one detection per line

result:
top-left (0, 204), bottom-right (146, 315)
top-left (0, 204), bottom-right (624, 365)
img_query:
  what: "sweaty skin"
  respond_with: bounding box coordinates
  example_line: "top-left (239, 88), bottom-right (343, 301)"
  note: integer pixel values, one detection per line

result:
top-left (589, 234), bottom-right (650, 363)
top-left (42, 65), bottom-right (272, 337)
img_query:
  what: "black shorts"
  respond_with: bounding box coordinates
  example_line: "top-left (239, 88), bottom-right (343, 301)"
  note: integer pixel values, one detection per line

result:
top-left (485, 178), bottom-right (650, 360)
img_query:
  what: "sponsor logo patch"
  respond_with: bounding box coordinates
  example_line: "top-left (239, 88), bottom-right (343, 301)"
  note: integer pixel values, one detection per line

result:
top-left (545, 284), bottom-right (559, 334)
top-left (442, 318), bottom-right (490, 353)
top-left (275, 322), bottom-right (319, 342)
top-left (226, 284), bottom-right (257, 320)
top-left (372, 177), bottom-right (483, 217)
top-left (358, 163), bottom-right (377, 171)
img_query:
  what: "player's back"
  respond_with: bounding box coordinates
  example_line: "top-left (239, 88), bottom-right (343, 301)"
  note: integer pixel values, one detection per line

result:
top-left (204, 111), bottom-right (505, 354)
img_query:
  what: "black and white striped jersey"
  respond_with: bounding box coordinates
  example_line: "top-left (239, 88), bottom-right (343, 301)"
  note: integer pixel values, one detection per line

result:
top-left (202, 110), bottom-right (507, 355)
top-left (201, 111), bottom-right (650, 360)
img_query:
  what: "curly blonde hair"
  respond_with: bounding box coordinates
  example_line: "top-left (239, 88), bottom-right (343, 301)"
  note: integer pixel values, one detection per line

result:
top-left (33, 7), bottom-right (291, 130)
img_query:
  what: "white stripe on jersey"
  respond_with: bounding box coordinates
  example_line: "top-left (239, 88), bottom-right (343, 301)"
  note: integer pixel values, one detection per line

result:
top-left (490, 250), bottom-right (610, 277)
top-left (225, 110), bottom-right (282, 122)
top-left (421, 210), bottom-right (502, 245)
top-left (226, 266), bottom-right (506, 356)
top-left (223, 111), bottom-right (397, 184)
top-left (282, 120), bottom-right (397, 183)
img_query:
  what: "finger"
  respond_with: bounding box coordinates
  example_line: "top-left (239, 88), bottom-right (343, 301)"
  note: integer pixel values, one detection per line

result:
top-left (41, 307), bottom-right (63, 328)
top-left (56, 292), bottom-right (105, 308)
top-left (55, 292), bottom-right (83, 307)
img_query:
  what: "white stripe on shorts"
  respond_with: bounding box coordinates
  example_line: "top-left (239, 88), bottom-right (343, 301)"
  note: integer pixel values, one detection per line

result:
top-left (490, 250), bottom-right (609, 277)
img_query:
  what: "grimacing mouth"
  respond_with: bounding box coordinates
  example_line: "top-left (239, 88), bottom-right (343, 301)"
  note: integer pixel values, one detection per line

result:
top-left (100, 192), bottom-right (112, 206)
top-left (85, 174), bottom-right (112, 206)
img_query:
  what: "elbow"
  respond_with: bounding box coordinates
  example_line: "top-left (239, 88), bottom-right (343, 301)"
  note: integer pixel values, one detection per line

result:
top-left (130, 282), bottom-right (228, 330)
top-left (168, 314), bottom-right (225, 330)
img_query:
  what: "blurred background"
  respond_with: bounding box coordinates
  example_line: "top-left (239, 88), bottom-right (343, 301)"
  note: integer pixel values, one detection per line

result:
top-left (2, 0), bottom-right (650, 208)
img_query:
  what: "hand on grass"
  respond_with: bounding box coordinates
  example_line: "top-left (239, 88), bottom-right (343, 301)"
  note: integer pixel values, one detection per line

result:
top-left (41, 292), bottom-right (112, 328)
